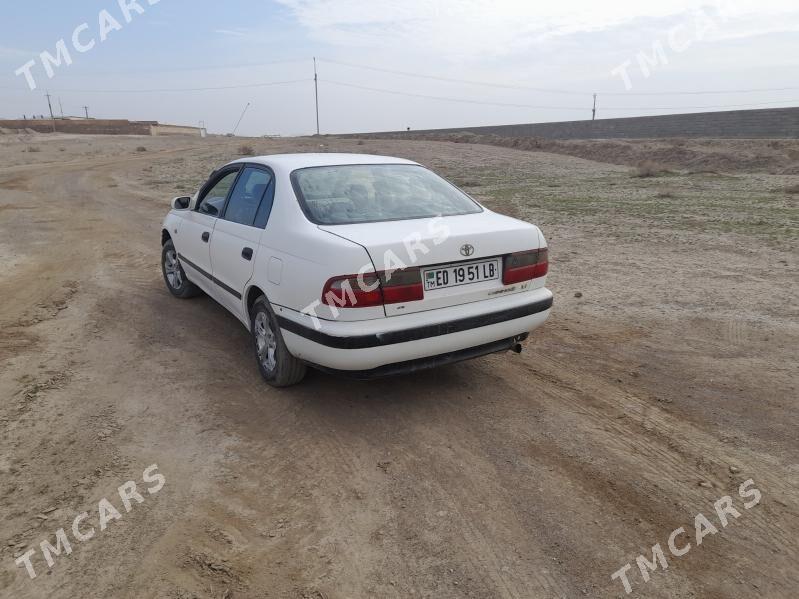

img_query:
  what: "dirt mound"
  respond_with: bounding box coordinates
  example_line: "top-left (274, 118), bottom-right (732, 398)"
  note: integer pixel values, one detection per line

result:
top-left (0, 127), bottom-right (40, 138)
top-left (363, 132), bottom-right (799, 174)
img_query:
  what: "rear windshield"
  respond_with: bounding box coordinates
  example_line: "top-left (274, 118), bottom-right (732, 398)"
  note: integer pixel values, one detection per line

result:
top-left (291, 164), bottom-right (482, 225)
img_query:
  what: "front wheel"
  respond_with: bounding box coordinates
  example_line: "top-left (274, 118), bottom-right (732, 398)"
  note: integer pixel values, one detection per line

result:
top-left (162, 239), bottom-right (201, 298)
top-left (251, 296), bottom-right (307, 387)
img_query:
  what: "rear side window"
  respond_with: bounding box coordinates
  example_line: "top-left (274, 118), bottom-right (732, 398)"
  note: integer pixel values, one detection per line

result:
top-left (223, 167), bottom-right (273, 227)
top-left (291, 164), bottom-right (482, 225)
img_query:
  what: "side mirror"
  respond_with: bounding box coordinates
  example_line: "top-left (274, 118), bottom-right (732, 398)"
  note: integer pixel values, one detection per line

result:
top-left (171, 196), bottom-right (191, 210)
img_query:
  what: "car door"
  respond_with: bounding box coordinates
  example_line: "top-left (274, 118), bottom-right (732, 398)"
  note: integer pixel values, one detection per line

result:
top-left (209, 165), bottom-right (275, 319)
top-left (176, 167), bottom-right (241, 295)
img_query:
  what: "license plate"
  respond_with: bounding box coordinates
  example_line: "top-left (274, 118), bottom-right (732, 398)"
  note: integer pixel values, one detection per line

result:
top-left (423, 259), bottom-right (500, 291)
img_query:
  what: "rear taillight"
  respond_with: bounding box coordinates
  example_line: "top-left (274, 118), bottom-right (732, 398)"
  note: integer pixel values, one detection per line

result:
top-left (379, 267), bottom-right (424, 304)
top-left (322, 273), bottom-right (383, 308)
top-left (503, 248), bottom-right (548, 284)
top-left (322, 268), bottom-right (423, 308)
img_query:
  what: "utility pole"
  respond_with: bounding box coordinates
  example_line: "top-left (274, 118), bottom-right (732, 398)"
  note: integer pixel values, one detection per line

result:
top-left (45, 91), bottom-right (56, 132)
top-left (592, 93), bottom-right (597, 121)
top-left (232, 102), bottom-right (250, 136)
top-left (313, 57), bottom-right (320, 135)
top-left (83, 106), bottom-right (90, 119)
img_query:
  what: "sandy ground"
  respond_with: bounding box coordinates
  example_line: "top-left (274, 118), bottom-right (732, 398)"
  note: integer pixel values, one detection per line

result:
top-left (0, 133), bottom-right (797, 599)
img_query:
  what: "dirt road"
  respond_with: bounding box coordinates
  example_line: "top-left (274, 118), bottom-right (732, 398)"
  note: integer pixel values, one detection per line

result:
top-left (1, 134), bottom-right (797, 598)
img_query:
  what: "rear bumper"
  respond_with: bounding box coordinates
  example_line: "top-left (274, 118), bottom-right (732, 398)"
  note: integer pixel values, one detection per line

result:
top-left (276, 287), bottom-right (552, 372)
top-left (312, 333), bottom-right (529, 380)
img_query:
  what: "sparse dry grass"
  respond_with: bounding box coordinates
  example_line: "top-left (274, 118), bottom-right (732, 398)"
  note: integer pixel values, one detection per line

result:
top-left (632, 160), bottom-right (668, 178)
top-left (687, 167), bottom-right (721, 175)
top-left (784, 183), bottom-right (799, 194)
top-left (238, 144), bottom-right (255, 155)
top-left (136, 146), bottom-right (147, 152)
top-left (128, 134), bottom-right (798, 247)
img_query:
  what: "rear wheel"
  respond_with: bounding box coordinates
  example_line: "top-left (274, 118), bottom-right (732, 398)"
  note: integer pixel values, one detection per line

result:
top-left (162, 239), bottom-right (201, 298)
top-left (251, 296), bottom-right (307, 387)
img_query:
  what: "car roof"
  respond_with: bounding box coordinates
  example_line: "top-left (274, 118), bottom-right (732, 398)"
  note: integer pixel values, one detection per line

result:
top-left (230, 153), bottom-right (419, 171)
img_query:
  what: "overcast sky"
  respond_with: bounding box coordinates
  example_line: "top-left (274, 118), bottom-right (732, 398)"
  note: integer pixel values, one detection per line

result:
top-left (1, 0), bottom-right (797, 136)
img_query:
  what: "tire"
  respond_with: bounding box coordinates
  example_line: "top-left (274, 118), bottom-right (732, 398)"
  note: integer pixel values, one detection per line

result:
top-left (161, 239), bottom-right (201, 298)
top-left (251, 295), bottom-right (307, 387)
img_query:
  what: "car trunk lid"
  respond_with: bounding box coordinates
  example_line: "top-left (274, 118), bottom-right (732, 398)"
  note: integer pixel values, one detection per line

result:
top-left (319, 211), bottom-right (544, 316)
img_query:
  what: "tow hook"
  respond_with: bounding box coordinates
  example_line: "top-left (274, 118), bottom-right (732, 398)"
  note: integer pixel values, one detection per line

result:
top-left (511, 343), bottom-right (523, 354)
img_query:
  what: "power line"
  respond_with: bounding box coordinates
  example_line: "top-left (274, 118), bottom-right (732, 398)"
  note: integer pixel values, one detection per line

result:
top-left (322, 80), bottom-right (585, 109)
top-left (612, 99), bottom-right (799, 110)
top-left (3, 58), bottom-right (797, 99)
top-left (319, 58), bottom-right (586, 96)
top-left (318, 57), bottom-right (799, 97)
top-left (10, 79), bottom-right (312, 94)
top-left (0, 59), bottom-right (310, 86)
top-left (5, 75), bottom-right (796, 115)
top-left (321, 79), bottom-right (799, 112)
top-left (61, 57), bottom-right (309, 76)
top-left (2, 56), bottom-right (796, 98)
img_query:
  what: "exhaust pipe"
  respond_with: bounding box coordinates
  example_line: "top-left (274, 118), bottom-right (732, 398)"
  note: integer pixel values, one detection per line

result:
top-left (511, 343), bottom-right (523, 354)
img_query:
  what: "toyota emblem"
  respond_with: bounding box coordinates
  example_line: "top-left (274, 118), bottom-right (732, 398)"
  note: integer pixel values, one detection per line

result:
top-left (460, 244), bottom-right (475, 257)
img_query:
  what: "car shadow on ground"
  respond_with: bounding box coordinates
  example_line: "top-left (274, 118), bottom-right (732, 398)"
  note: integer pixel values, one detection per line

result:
top-left (154, 289), bottom-right (490, 434)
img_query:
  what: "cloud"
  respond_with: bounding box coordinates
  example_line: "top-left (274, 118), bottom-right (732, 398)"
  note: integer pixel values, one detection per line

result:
top-left (214, 28), bottom-right (249, 37)
top-left (0, 45), bottom-right (34, 61)
top-left (274, 0), bottom-right (799, 60)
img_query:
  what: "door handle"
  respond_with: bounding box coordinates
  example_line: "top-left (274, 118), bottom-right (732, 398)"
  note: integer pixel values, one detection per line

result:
top-left (201, 232), bottom-right (210, 242)
top-left (241, 247), bottom-right (253, 261)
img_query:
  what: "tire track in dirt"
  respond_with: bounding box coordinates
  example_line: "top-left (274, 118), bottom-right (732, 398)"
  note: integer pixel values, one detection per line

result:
top-left (495, 335), bottom-right (799, 594)
top-left (2, 135), bottom-right (797, 598)
top-left (0, 158), bottom-right (234, 599)
top-left (295, 371), bottom-right (578, 598)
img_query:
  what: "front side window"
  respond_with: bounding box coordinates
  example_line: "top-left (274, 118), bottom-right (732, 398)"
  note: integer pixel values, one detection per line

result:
top-left (197, 170), bottom-right (239, 216)
top-left (223, 167), bottom-right (273, 226)
top-left (291, 164), bottom-right (482, 225)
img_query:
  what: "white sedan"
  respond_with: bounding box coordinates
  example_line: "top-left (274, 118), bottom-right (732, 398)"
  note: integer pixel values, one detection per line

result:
top-left (161, 153), bottom-right (552, 386)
